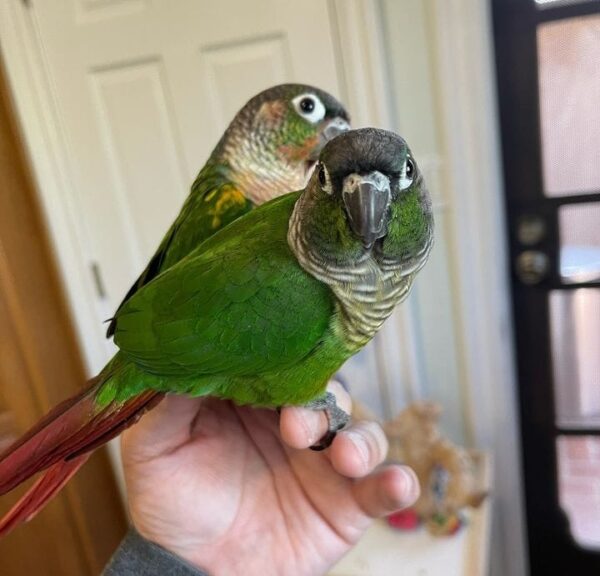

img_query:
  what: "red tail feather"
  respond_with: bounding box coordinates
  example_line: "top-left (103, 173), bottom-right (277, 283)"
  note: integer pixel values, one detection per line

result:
top-left (0, 375), bottom-right (163, 536)
top-left (0, 455), bottom-right (89, 538)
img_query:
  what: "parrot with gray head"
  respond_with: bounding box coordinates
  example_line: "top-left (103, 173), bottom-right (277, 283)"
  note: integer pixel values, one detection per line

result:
top-left (0, 128), bottom-right (433, 539)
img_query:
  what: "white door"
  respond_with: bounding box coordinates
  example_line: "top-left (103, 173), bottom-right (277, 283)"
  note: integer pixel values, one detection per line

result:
top-left (28, 0), bottom-right (342, 346)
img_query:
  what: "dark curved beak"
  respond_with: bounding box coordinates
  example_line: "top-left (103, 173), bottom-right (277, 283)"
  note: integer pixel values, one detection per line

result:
top-left (307, 117), bottom-right (350, 164)
top-left (342, 171), bottom-right (391, 249)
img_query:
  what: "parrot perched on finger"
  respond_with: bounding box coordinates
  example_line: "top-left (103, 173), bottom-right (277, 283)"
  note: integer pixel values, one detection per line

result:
top-left (0, 128), bottom-right (434, 537)
top-left (106, 83), bottom-right (350, 336)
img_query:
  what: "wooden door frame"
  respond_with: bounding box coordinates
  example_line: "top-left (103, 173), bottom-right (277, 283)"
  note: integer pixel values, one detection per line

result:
top-left (0, 56), bottom-right (126, 573)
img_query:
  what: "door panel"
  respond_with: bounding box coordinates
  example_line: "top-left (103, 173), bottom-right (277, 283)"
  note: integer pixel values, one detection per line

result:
top-left (201, 36), bottom-right (291, 126)
top-left (492, 0), bottom-right (600, 572)
top-left (30, 0), bottom-right (342, 317)
top-left (557, 435), bottom-right (600, 548)
top-left (537, 13), bottom-right (600, 197)
top-left (90, 59), bottom-right (188, 263)
top-left (550, 289), bottom-right (600, 428)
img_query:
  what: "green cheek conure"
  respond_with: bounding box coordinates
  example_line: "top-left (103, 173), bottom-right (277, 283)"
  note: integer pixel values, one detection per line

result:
top-left (0, 128), bottom-right (434, 538)
top-left (106, 83), bottom-right (350, 336)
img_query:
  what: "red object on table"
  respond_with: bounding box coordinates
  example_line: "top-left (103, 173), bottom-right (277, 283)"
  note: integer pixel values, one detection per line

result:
top-left (387, 508), bottom-right (420, 530)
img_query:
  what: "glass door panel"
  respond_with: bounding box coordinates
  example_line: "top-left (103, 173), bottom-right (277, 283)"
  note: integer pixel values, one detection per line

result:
top-left (550, 289), bottom-right (600, 428)
top-left (558, 436), bottom-right (600, 548)
top-left (559, 203), bottom-right (600, 283)
top-left (537, 15), bottom-right (600, 197)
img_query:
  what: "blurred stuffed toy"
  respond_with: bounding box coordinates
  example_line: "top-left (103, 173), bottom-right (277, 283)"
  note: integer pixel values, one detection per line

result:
top-left (355, 401), bottom-right (487, 536)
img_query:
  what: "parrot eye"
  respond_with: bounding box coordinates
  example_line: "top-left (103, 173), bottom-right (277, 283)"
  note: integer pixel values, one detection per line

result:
top-left (400, 157), bottom-right (415, 190)
top-left (300, 98), bottom-right (315, 113)
top-left (318, 164), bottom-right (326, 186)
top-left (293, 93), bottom-right (326, 124)
top-left (317, 163), bottom-right (333, 194)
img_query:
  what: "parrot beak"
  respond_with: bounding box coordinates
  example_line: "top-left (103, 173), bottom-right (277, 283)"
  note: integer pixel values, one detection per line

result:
top-left (306, 118), bottom-right (350, 170)
top-left (342, 171), bottom-right (391, 250)
top-left (322, 117), bottom-right (351, 143)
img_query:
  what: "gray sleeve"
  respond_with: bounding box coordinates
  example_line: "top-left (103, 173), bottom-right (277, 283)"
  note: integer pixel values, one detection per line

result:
top-left (103, 528), bottom-right (210, 576)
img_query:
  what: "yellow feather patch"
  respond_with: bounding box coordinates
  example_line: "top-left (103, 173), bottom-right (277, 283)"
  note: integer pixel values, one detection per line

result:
top-left (209, 185), bottom-right (247, 229)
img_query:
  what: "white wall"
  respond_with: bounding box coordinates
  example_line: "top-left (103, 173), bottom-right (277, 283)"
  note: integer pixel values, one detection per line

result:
top-left (377, 1), bottom-right (528, 574)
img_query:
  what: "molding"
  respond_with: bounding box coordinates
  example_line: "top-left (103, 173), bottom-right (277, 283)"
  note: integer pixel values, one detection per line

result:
top-left (427, 1), bottom-right (527, 574)
top-left (0, 0), bottom-right (113, 375)
top-left (328, 0), bottom-right (392, 129)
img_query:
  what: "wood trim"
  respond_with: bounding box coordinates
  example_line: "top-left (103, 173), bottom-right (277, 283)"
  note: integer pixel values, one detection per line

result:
top-left (0, 55), bottom-right (126, 573)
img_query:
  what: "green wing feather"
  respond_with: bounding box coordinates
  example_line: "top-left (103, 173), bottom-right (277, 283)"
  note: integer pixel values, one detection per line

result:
top-left (113, 192), bottom-right (334, 379)
top-left (107, 163), bottom-right (252, 336)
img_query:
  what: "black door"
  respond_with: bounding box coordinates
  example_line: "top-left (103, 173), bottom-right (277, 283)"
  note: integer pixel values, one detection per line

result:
top-left (492, 0), bottom-right (600, 572)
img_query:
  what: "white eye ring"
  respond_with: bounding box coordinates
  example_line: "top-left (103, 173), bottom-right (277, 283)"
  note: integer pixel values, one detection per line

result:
top-left (399, 157), bottom-right (415, 190)
top-left (317, 163), bottom-right (333, 194)
top-left (293, 93), bottom-right (326, 124)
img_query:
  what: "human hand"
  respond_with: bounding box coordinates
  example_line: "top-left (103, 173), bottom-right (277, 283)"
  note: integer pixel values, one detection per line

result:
top-left (121, 381), bottom-right (419, 576)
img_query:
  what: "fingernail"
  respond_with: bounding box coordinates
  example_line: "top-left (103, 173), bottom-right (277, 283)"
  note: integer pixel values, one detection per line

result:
top-left (299, 410), bottom-right (321, 445)
top-left (399, 466), bottom-right (420, 502)
top-left (347, 430), bottom-right (369, 469)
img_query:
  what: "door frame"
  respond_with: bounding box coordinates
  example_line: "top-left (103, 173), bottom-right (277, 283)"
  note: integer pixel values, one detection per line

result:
top-left (492, 0), bottom-right (600, 572)
top-left (0, 1), bottom-right (527, 573)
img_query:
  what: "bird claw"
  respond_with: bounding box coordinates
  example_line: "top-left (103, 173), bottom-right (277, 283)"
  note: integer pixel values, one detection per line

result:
top-left (304, 392), bottom-right (350, 451)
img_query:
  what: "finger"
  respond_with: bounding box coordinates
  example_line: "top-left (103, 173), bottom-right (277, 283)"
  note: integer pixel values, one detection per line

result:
top-left (122, 395), bottom-right (203, 460)
top-left (329, 420), bottom-right (388, 478)
top-left (352, 465), bottom-right (420, 519)
top-left (279, 380), bottom-right (352, 449)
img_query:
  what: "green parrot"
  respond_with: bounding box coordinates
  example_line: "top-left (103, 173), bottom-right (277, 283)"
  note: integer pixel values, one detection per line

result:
top-left (0, 128), bottom-right (433, 537)
top-left (106, 83), bottom-right (350, 336)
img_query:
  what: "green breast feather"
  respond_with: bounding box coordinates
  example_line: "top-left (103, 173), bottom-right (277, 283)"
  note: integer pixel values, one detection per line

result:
top-left (113, 192), bottom-right (346, 406)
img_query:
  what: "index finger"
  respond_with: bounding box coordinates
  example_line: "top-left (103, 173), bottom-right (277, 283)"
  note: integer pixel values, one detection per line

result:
top-left (279, 380), bottom-right (352, 449)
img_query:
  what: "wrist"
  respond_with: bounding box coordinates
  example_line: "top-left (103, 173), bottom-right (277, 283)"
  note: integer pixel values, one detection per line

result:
top-left (104, 527), bottom-right (210, 576)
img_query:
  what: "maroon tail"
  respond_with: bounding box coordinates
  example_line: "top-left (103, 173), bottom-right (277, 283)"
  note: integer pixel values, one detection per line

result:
top-left (0, 455), bottom-right (89, 537)
top-left (0, 375), bottom-right (163, 536)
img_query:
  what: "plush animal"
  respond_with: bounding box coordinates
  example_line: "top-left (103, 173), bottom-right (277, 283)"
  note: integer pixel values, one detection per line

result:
top-left (369, 401), bottom-right (487, 535)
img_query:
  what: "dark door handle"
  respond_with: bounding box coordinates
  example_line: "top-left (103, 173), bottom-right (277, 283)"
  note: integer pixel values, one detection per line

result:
top-left (515, 250), bottom-right (549, 285)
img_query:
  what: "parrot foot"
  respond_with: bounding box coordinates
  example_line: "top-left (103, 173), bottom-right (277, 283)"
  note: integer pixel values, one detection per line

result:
top-left (305, 392), bottom-right (350, 451)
